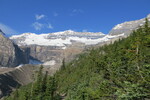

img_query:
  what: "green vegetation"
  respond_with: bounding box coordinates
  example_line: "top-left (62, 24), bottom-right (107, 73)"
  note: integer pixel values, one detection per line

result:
top-left (5, 19), bottom-right (150, 100)
top-left (5, 66), bottom-right (60, 100)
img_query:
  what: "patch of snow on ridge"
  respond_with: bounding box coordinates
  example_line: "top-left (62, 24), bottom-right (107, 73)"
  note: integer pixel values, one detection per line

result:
top-left (113, 24), bottom-right (123, 30)
top-left (62, 46), bottom-right (67, 49)
top-left (10, 32), bottom-right (105, 46)
top-left (43, 60), bottom-right (56, 66)
top-left (16, 64), bottom-right (23, 69)
top-left (10, 30), bottom-right (124, 47)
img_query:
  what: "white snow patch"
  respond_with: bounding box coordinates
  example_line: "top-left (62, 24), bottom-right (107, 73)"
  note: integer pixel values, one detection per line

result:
top-left (10, 30), bottom-right (125, 46)
top-left (140, 24), bottom-right (143, 26)
top-left (62, 46), bottom-right (67, 49)
top-left (10, 32), bottom-right (125, 46)
top-left (43, 60), bottom-right (56, 66)
top-left (113, 24), bottom-right (123, 30)
top-left (16, 64), bottom-right (23, 69)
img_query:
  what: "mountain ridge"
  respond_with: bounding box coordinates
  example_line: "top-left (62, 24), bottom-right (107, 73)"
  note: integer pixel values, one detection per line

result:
top-left (109, 14), bottom-right (150, 35)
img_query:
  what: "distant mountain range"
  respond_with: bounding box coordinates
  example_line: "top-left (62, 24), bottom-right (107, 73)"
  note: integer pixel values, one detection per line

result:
top-left (10, 30), bottom-right (125, 48)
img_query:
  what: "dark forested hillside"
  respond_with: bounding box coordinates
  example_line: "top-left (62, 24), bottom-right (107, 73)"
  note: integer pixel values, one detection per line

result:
top-left (5, 19), bottom-right (150, 100)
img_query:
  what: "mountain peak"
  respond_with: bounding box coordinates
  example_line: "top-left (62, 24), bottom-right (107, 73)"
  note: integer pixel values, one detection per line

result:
top-left (109, 14), bottom-right (150, 36)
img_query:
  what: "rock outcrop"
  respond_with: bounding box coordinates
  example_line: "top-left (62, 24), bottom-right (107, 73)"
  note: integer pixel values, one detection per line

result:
top-left (109, 14), bottom-right (150, 36)
top-left (0, 30), bottom-right (29, 67)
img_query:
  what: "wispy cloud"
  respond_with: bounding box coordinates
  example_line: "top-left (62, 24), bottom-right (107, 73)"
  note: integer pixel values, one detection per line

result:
top-left (32, 14), bottom-right (54, 30)
top-left (72, 9), bottom-right (83, 13)
top-left (0, 23), bottom-right (18, 35)
top-left (32, 22), bottom-right (53, 30)
top-left (32, 22), bottom-right (44, 30)
top-left (47, 23), bottom-right (53, 29)
top-left (53, 12), bottom-right (58, 17)
top-left (70, 9), bottom-right (83, 16)
top-left (35, 14), bottom-right (45, 20)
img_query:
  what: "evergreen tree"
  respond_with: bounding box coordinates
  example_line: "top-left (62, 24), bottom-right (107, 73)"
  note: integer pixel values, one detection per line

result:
top-left (41, 71), bottom-right (48, 93)
top-left (45, 77), bottom-right (57, 100)
top-left (61, 58), bottom-right (66, 70)
top-left (12, 89), bottom-right (19, 100)
top-left (32, 66), bottom-right (43, 96)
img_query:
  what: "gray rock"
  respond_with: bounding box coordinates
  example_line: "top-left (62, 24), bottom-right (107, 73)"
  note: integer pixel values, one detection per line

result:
top-left (28, 45), bottom-right (63, 63)
top-left (0, 30), bottom-right (29, 67)
top-left (109, 14), bottom-right (150, 36)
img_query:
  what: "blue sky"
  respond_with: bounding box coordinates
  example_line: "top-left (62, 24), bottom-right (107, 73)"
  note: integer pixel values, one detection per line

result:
top-left (0, 0), bottom-right (150, 35)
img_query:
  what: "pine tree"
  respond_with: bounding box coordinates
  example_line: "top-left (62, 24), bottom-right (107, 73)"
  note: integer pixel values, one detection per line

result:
top-left (45, 77), bottom-right (57, 100)
top-left (61, 58), bottom-right (66, 70)
top-left (41, 71), bottom-right (48, 93)
top-left (13, 89), bottom-right (19, 100)
top-left (32, 66), bottom-right (43, 96)
top-left (24, 90), bottom-right (29, 100)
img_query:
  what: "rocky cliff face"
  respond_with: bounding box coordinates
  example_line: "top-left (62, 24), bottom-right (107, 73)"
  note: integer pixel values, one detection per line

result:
top-left (109, 14), bottom-right (150, 36)
top-left (9, 30), bottom-right (106, 70)
top-left (0, 30), bottom-right (29, 67)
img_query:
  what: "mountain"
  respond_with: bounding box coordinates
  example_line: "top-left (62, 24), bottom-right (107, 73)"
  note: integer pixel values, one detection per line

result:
top-left (1, 14), bottom-right (150, 99)
top-left (5, 17), bottom-right (150, 100)
top-left (10, 30), bottom-right (105, 47)
top-left (109, 14), bottom-right (150, 36)
top-left (2, 14), bottom-right (150, 68)
top-left (0, 30), bottom-right (29, 67)
top-left (9, 30), bottom-right (124, 73)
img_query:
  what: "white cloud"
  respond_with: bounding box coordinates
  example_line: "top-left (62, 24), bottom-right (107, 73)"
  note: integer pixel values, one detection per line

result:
top-left (32, 22), bottom-right (44, 30)
top-left (32, 22), bottom-right (53, 30)
top-left (0, 23), bottom-right (18, 35)
top-left (35, 14), bottom-right (45, 20)
top-left (70, 9), bottom-right (83, 16)
top-left (47, 23), bottom-right (53, 29)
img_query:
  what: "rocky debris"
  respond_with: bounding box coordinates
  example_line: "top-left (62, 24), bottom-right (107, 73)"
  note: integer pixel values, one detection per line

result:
top-left (0, 30), bottom-right (29, 67)
top-left (109, 14), bottom-right (150, 36)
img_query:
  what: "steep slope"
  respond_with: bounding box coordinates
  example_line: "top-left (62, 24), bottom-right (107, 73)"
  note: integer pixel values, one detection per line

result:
top-left (109, 14), bottom-right (150, 36)
top-left (54, 20), bottom-right (150, 100)
top-left (0, 30), bottom-right (29, 67)
top-left (0, 65), bottom-right (37, 98)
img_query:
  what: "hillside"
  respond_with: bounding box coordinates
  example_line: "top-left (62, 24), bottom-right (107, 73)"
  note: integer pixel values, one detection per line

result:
top-left (4, 19), bottom-right (150, 100)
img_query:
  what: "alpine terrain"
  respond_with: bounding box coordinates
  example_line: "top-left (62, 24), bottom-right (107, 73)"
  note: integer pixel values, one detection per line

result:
top-left (0, 14), bottom-right (150, 99)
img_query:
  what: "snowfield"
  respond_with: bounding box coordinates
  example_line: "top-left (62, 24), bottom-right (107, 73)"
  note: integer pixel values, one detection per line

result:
top-left (10, 30), bottom-right (125, 49)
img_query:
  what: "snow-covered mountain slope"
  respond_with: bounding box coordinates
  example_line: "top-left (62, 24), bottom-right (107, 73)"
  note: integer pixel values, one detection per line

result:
top-left (109, 14), bottom-right (150, 36)
top-left (10, 30), bottom-right (124, 49)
